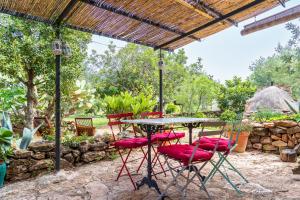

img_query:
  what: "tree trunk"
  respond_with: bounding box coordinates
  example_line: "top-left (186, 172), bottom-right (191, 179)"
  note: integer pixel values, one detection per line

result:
top-left (25, 69), bottom-right (38, 129)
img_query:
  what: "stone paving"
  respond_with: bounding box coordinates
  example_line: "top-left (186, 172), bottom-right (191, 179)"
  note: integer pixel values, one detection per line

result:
top-left (1, 150), bottom-right (299, 200)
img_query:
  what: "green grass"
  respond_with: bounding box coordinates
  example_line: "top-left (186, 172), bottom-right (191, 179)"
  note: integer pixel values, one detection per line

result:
top-left (64, 115), bottom-right (108, 128)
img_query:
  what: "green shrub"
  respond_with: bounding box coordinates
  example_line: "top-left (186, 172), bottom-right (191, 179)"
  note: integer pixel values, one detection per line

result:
top-left (252, 109), bottom-right (286, 122)
top-left (165, 103), bottom-right (180, 114)
top-left (103, 91), bottom-right (156, 116)
top-left (193, 112), bottom-right (207, 118)
top-left (220, 110), bottom-right (237, 122)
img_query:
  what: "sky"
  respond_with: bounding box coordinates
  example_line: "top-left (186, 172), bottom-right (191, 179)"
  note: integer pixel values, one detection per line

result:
top-left (88, 1), bottom-right (300, 83)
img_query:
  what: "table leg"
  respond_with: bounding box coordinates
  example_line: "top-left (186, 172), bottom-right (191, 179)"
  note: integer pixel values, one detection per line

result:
top-left (136, 124), bottom-right (161, 194)
top-left (188, 124), bottom-right (193, 145)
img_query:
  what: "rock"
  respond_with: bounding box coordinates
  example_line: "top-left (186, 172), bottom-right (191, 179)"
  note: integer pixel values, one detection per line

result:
top-left (260, 137), bottom-right (272, 144)
top-left (63, 153), bottom-right (75, 164)
top-left (85, 181), bottom-right (109, 199)
top-left (61, 146), bottom-right (72, 155)
top-left (274, 120), bottom-right (298, 128)
top-left (252, 143), bottom-right (262, 150)
top-left (59, 158), bottom-right (73, 169)
top-left (250, 135), bottom-right (260, 143)
top-left (288, 140), bottom-right (295, 148)
top-left (79, 142), bottom-right (89, 153)
top-left (29, 159), bottom-right (53, 171)
top-left (13, 150), bottom-right (33, 159)
top-left (272, 140), bottom-right (287, 147)
top-left (282, 134), bottom-right (288, 142)
top-left (270, 127), bottom-right (286, 134)
top-left (89, 142), bottom-right (107, 151)
top-left (29, 141), bottom-right (55, 152)
top-left (246, 140), bottom-right (252, 149)
top-left (81, 151), bottom-right (105, 163)
top-left (263, 144), bottom-right (277, 151)
top-left (251, 122), bottom-right (264, 128)
top-left (252, 128), bottom-right (268, 136)
top-left (263, 122), bottom-right (274, 128)
top-left (287, 126), bottom-right (300, 134)
top-left (10, 158), bottom-right (36, 167)
top-left (295, 133), bottom-right (300, 139)
top-left (280, 149), bottom-right (297, 162)
top-left (9, 173), bottom-right (31, 182)
top-left (72, 150), bottom-right (81, 163)
top-left (271, 135), bottom-right (281, 140)
top-left (32, 152), bottom-right (46, 160)
top-left (7, 163), bottom-right (28, 175)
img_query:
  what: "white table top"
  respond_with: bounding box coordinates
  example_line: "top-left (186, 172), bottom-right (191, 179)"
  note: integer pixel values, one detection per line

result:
top-left (121, 117), bottom-right (221, 125)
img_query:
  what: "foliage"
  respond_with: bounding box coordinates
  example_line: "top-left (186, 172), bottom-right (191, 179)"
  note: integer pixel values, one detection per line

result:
top-left (103, 92), bottom-right (156, 116)
top-left (249, 21), bottom-right (300, 99)
top-left (252, 109), bottom-right (286, 122)
top-left (86, 43), bottom-right (188, 102)
top-left (1, 112), bottom-right (12, 131)
top-left (42, 134), bottom-right (55, 142)
top-left (0, 14), bottom-right (92, 128)
top-left (175, 74), bottom-right (219, 114)
top-left (165, 102), bottom-right (180, 114)
top-left (220, 110), bottom-right (237, 122)
top-left (252, 109), bottom-right (300, 122)
top-left (0, 128), bottom-right (13, 162)
top-left (217, 76), bottom-right (256, 113)
top-left (0, 86), bottom-right (25, 112)
top-left (62, 134), bottom-right (95, 147)
top-left (18, 124), bottom-right (42, 149)
top-left (193, 112), bottom-right (207, 118)
top-left (225, 122), bottom-right (252, 132)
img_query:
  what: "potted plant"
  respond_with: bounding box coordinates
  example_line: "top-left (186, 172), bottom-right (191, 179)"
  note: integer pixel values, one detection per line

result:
top-left (0, 127), bottom-right (13, 187)
top-left (220, 110), bottom-right (252, 153)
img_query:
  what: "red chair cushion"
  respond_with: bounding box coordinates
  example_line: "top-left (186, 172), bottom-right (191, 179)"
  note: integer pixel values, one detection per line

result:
top-left (152, 132), bottom-right (185, 142)
top-left (114, 137), bottom-right (148, 148)
top-left (192, 137), bottom-right (235, 152)
top-left (158, 144), bottom-right (213, 166)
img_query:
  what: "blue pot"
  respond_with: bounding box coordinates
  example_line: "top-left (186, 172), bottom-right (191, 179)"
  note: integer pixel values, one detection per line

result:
top-left (0, 162), bottom-right (6, 188)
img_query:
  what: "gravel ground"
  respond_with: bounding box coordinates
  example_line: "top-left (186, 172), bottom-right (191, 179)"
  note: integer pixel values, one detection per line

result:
top-left (1, 150), bottom-right (299, 200)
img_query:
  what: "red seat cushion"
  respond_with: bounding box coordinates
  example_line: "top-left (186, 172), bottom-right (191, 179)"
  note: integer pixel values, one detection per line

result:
top-left (192, 137), bottom-right (235, 152)
top-left (114, 137), bottom-right (148, 148)
top-left (158, 144), bottom-right (213, 166)
top-left (152, 132), bottom-right (185, 142)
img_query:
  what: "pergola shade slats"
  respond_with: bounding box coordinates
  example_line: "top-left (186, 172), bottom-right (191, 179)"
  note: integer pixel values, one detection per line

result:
top-left (0, 0), bottom-right (283, 50)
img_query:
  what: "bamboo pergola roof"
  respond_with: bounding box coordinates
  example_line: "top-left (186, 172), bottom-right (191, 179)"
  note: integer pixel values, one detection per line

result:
top-left (0, 0), bottom-right (284, 50)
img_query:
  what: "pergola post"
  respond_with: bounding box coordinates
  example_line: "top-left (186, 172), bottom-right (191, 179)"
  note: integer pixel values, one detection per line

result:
top-left (158, 49), bottom-right (163, 113)
top-left (54, 26), bottom-right (61, 171)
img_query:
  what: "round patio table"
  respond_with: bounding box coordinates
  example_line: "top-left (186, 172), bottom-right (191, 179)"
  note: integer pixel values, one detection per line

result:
top-left (121, 117), bottom-right (221, 194)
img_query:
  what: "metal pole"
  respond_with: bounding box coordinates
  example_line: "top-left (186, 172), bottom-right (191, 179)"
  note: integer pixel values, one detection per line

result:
top-left (158, 49), bottom-right (163, 112)
top-left (55, 26), bottom-right (61, 171)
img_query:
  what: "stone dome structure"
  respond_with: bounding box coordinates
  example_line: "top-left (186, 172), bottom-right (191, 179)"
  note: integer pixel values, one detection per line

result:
top-left (245, 86), bottom-right (298, 114)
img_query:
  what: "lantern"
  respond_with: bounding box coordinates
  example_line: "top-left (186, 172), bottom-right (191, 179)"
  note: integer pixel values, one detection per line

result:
top-left (62, 42), bottom-right (72, 58)
top-left (52, 39), bottom-right (62, 55)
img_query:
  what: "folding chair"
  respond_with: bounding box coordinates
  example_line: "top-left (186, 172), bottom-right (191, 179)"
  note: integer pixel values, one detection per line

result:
top-left (158, 121), bottom-right (226, 199)
top-left (139, 112), bottom-right (185, 176)
top-left (193, 120), bottom-right (249, 194)
top-left (75, 117), bottom-right (96, 136)
top-left (107, 113), bottom-right (149, 190)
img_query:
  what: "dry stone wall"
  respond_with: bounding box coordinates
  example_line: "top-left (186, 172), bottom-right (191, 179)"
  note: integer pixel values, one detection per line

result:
top-left (6, 140), bottom-right (114, 182)
top-left (248, 120), bottom-right (300, 153)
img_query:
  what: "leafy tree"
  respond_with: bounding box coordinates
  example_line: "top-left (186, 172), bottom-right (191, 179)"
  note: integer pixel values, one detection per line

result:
top-left (249, 21), bottom-right (300, 99)
top-left (217, 76), bottom-right (256, 113)
top-left (0, 15), bottom-right (91, 128)
top-left (175, 74), bottom-right (219, 114)
top-left (86, 43), bottom-right (188, 102)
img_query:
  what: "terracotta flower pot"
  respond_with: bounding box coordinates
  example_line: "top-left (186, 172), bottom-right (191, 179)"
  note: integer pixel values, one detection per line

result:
top-left (227, 131), bottom-right (250, 153)
top-left (0, 161), bottom-right (6, 188)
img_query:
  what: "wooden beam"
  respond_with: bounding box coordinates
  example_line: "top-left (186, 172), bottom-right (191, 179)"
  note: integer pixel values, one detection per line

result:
top-left (173, 0), bottom-right (213, 19)
top-left (241, 4), bottom-right (300, 36)
top-left (155, 0), bottom-right (266, 50)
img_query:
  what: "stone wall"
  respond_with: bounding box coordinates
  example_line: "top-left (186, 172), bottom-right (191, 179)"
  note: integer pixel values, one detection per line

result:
top-left (6, 140), bottom-right (114, 182)
top-left (248, 120), bottom-right (300, 153)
